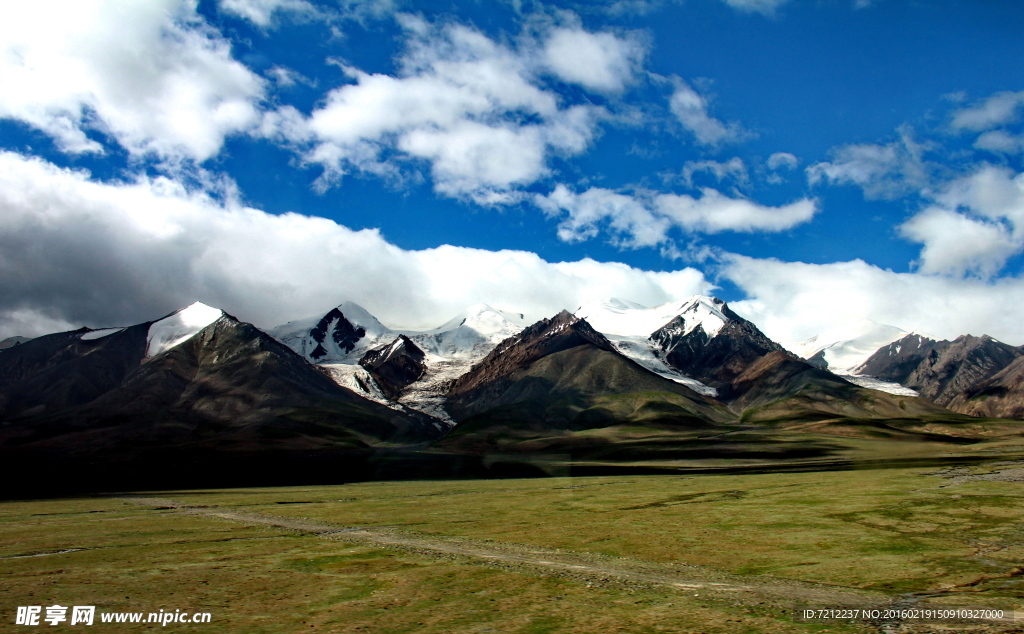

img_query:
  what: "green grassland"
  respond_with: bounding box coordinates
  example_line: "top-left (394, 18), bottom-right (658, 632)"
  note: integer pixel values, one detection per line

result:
top-left (4, 454), bottom-right (1024, 633)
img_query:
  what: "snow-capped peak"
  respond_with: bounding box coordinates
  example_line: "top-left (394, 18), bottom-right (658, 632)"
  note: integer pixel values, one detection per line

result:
top-left (332, 301), bottom-right (390, 340)
top-left (411, 304), bottom-right (525, 360)
top-left (577, 295), bottom-right (730, 339)
top-left (666, 296), bottom-right (729, 339)
top-left (146, 301), bottom-right (223, 358)
top-left (783, 319), bottom-right (909, 374)
top-left (269, 301), bottom-right (393, 364)
top-left (430, 303), bottom-right (526, 336)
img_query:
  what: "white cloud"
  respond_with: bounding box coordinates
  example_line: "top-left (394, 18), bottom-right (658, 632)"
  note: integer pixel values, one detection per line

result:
top-left (0, 0), bottom-right (265, 162)
top-left (719, 0), bottom-right (792, 16)
top-left (266, 18), bottom-right (606, 203)
top-left (898, 166), bottom-right (1024, 278)
top-left (218, 0), bottom-right (316, 27)
top-left (0, 151), bottom-right (714, 338)
top-left (767, 152), bottom-right (798, 171)
top-left (669, 79), bottom-right (744, 147)
top-left (900, 208), bottom-right (1018, 278)
top-left (974, 130), bottom-right (1024, 154)
top-left (806, 126), bottom-right (931, 200)
top-left (723, 254), bottom-right (1024, 345)
top-left (950, 90), bottom-right (1024, 132)
top-left (537, 185), bottom-right (672, 248)
top-left (542, 27), bottom-right (645, 93)
top-left (654, 190), bottom-right (817, 234)
top-left (535, 184), bottom-right (817, 248)
top-left (680, 158), bottom-right (749, 188)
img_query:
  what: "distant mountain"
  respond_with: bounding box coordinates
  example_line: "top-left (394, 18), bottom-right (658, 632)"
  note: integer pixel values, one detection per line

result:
top-left (648, 296), bottom-right (788, 395)
top-left (271, 302), bottom-right (527, 423)
top-left (409, 303), bottom-right (526, 360)
top-left (270, 301), bottom-right (391, 364)
top-left (0, 336), bottom-right (30, 350)
top-left (856, 333), bottom-right (1022, 407)
top-left (785, 319), bottom-right (909, 374)
top-left (0, 304), bottom-right (442, 470)
top-left (5, 295), bottom-right (1021, 490)
top-left (728, 351), bottom-right (956, 422)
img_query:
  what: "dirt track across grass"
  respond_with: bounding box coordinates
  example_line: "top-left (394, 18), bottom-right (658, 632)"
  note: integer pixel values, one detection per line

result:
top-left (118, 495), bottom-right (1020, 633)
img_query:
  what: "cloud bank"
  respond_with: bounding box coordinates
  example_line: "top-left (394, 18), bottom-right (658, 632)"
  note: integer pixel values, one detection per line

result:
top-left (0, 151), bottom-right (713, 337)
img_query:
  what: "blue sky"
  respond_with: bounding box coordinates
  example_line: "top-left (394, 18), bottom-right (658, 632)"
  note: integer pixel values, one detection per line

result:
top-left (2, 0), bottom-right (1024, 345)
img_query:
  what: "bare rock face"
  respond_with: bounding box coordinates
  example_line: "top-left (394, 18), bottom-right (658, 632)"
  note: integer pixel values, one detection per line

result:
top-left (359, 335), bottom-right (427, 400)
top-left (447, 310), bottom-right (615, 401)
top-left (952, 356), bottom-right (1024, 418)
top-left (310, 307), bottom-right (366, 359)
top-left (858, 333), bottom-right (1022, 407)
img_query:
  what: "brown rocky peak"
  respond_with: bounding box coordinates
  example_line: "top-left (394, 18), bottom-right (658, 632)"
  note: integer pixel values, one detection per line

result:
top-left (448, 311), bottom-right (613, 397)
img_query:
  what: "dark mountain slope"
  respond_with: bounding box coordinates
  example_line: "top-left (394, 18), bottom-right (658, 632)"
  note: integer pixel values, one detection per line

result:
top-left (0, 336), bottom-right (31, 350)
top-left (0, 323), bottom-right (151, 419)
top-left (0, 314), bottom-right (442, 469)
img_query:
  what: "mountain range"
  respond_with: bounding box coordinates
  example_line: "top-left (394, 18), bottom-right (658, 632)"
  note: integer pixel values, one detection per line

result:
top-left (2, 294), bottom-right (1022, 489)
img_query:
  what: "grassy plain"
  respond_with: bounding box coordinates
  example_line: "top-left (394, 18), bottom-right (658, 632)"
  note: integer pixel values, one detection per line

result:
top-left (3, 456), bottom-right (1024, 632)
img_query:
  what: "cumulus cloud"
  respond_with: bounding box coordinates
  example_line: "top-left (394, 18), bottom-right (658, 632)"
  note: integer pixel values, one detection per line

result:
top-left (723, 254), bottom-right (1024, 345)
top-left (264, 17), bottom-right (610, 203)
top-left (974, 130), bottom-right (1024, 154)
top-left (896, 166), bottom-right (1024, 278)
top-left (0, 0), bottom-right (265, 162)
top-left (669, 79), bottom-right (745, 147)
top-left (767, 152), bottom-right (798, 171)
top-left (537, 186), bottom-right (672, 248)
top-left (679, 158), bottom-right (749, 188)
top-left (218, 0), bottom-right (317, 27)
top-left (655, 190), bottom-right (817, 234)
top-left (0, 151), bottom-right (714, 338)
top-left (541, 27), bottom-right (646, 93)
top-left (535, 184), bottom-right (817, 248)
top-left (806, 126), bottom-right (931, 200)
top-left (950, 90), bottom-right (1024, 132)
top-left (900, 207), bottom-right (1018, 278)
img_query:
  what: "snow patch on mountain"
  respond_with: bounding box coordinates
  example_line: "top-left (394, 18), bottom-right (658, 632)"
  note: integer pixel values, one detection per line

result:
top-left (271, 302), bottom-right (526, 425)
top-left (145, 302), bottom-right (222, 358)
top-left (784, 319), bottom-right (909, 374)
top-left (81, 327), bottom-right (125, 341)
top-left (606, 334), bottom-right (718, 396)
top-left (576, 297), bottom-right (722, 395)
top-left (839, 374), bottom-right (920, 396)
top-left (319, 363), bottom-right (396, 407)
top-left (409, 304), bottom-right (525, 360)
top-left (578, 296), bottom-right (729, 339)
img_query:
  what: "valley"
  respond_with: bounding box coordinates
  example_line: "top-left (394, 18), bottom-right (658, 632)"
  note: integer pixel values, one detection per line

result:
top-left (3, 459), bottom-right (1023, 632)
